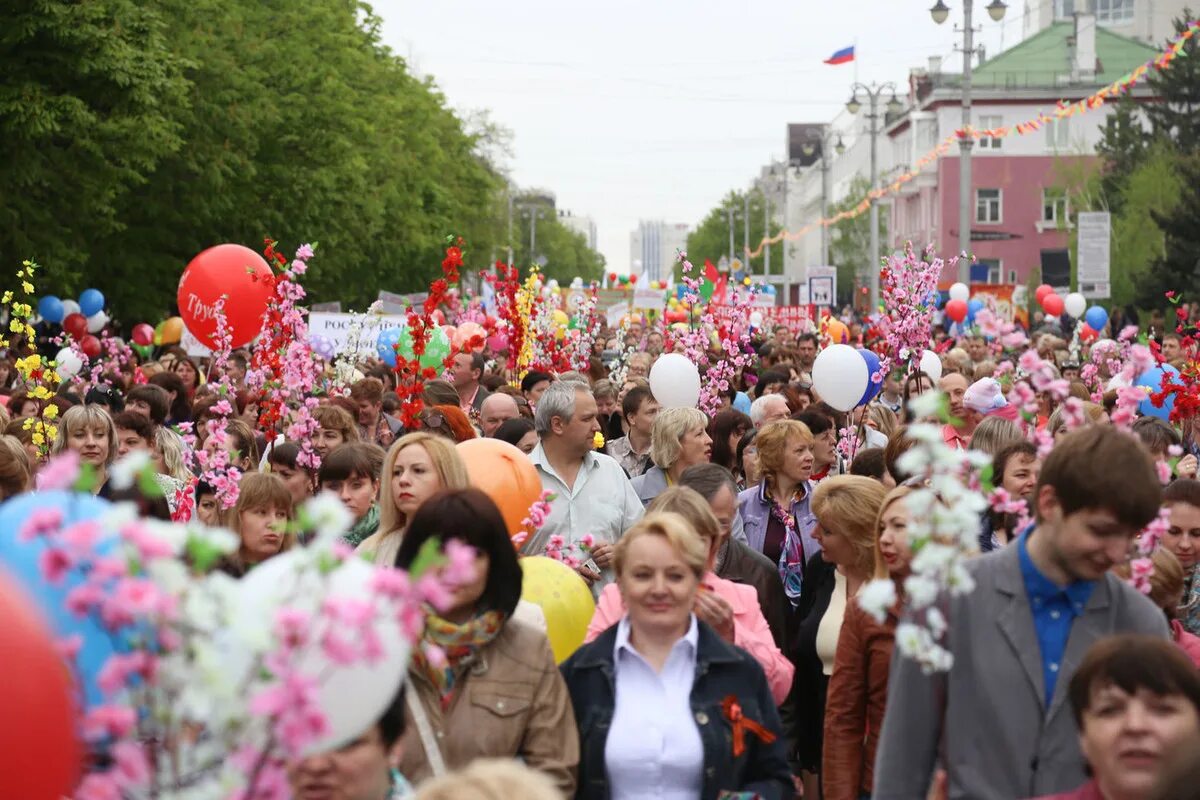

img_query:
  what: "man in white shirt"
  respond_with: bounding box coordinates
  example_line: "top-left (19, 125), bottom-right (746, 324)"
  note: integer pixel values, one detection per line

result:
top-left (523, 380), bottom-right (644, 592)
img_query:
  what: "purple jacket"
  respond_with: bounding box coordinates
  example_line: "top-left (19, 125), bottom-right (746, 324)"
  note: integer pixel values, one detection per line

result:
top-left (737, 480), bottom-right (821, 568)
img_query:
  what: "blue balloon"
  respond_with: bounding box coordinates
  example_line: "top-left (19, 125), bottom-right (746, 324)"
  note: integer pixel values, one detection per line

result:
top-left (0, 492), bottom-right (119, 709)
top-left (1136, 364), bottom-right (1181, 420)
top-left (376, 327), bottom-right (402, 368)
top-left (38, 295), bottom-right (65, 324)
top-left (857, 348), bottom-right (883, 406)
top-left (968, 298), bottom-right (984, 314)
top-left (1084, 305), bottom-right (1108, 332)
top-left (78, 288), bottom-right (105, 317)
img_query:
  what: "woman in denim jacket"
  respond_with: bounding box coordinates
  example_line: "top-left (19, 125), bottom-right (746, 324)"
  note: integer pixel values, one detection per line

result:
top-left (560, 512), bottom-right (792, 800)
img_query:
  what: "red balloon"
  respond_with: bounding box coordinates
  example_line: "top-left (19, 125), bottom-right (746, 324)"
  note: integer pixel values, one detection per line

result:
top-left (0, 573), bottom-right (82, 798)
top-left (1079, 324), bottom-right (1099, 342)
top-left (79, 335), bottom-right (102, 360)
top-left (131, 323), bottom-right (155, 347)
top-left (177, 244), bottom-right (276, 349)
top-left (945, 299), bottom-right (969, 323)
top-left (608, 272), bottom-right (618, 283)
top-left (1035, 283), bottom-right (1053, 303)
top-left (1042, 293), bottom-right (1065, 316)
top-left (628, 274), bottom-right (638, 284)
top-left (63, 313), bottom-right (88, 339)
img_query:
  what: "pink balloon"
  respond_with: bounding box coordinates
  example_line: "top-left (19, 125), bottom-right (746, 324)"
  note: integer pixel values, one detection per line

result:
top-left (487, 333), bottom-right (510, 353)
top-left (454, 322), bottom-right (487, 352)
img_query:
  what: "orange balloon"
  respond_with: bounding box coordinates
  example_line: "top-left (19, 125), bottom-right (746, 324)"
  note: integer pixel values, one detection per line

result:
top-left (823, 318), bottom-right (849, 344)
top-left (456, 438), bottom-right (542, 546)
top-left (155, 316), bottom-right (184, 345)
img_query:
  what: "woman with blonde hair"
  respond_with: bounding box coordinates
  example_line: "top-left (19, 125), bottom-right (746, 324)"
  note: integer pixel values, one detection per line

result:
top-left (219, 472), bottom-right (296, 577)
top-left (737, 419), bottom-right (820, 607)
top-left (52, 404), bottom-right (116, 495)
top-left (791, 474), bottom-right (888, 794)
top-left (968, 414), bottom-right (1025, 457)
top-left (585, 486), bottom-right (794, 704)
top-left (0, 435), bottom-right (32, 500)
top-left (561, 511), bottom-right (791, 799)
top-left (356, 432), bottom-right (470, 566)
top-left (414, 759), bottom-right (561, 800)
top-left (823, 486), bottom-right (915, 800)
top-left (629, 406), bottom-right (712, 507)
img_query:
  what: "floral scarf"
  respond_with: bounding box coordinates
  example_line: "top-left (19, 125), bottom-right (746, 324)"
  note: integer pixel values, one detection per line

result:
top-left (341, 503), bottom-right (380, 549)
top-left (411, 609), bottom-right (506, 708)
top-left (768, 484), bottom-right (806, 608)
top-left (1181, 565), bottom-right (1200, 637)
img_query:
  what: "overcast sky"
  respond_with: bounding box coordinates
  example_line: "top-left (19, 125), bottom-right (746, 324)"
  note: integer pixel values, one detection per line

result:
top-left (373, 0), bottom-right (1025, 274)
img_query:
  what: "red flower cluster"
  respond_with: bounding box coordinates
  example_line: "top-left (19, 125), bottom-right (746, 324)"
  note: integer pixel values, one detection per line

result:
top-left (1151, 291), bottom-right (1199, 423)
top-left (251, 238), bottom-right (294, 441)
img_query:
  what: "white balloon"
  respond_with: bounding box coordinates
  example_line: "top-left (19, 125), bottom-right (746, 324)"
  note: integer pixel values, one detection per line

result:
top-left (61, 299), bottom-right (81, 318)
top-left (1064, 292), bottom-right (1087, 319)
top-left (236, 552), bottom-right (412, 755)
top-left (919, 349), bottom-right (943, 382)
top-left (748, 311), bottom-right (764, 328)
top-left (948, 282), bottom-right (970, 303)
top-left (55, 347), bottom-right (83, 379)
top-left (86, 310), bottom-right (109, 333)
top-left (812, 344), bottom-right (869, 412)
top-left (649, 353), bottom-right (701, 408)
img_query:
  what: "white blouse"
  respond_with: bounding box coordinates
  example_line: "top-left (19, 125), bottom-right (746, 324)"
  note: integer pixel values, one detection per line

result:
top-left (605, 614), bottom-right (705, 799)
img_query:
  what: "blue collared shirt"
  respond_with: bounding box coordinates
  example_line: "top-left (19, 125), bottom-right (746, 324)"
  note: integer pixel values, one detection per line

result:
top-left (1017, 531), bottom-right (1095, 707)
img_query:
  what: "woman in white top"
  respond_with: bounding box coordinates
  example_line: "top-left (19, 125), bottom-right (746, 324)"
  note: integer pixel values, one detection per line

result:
top-left (789, 475), bottom-right (887, 796)
top-left (560, 512), bottom-right (792, 800)
top-left (356, 432), bottom-right (469, 566)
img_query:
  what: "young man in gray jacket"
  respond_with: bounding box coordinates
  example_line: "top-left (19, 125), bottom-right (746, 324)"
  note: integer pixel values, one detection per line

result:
top-left (873, 425), bottom-right (1169, 800)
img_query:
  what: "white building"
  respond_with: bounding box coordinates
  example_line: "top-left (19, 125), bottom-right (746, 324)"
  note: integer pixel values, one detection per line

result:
top-left (630, 221), bottom-right (690, 281)
top-left (1023, 0), bottom-right (1190, 46)
top-left (558, 210), bottom-right (598, 251)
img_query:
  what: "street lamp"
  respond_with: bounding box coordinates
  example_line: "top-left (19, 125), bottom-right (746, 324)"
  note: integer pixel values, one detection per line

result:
top-left (845, 82), bottom-right (899, 313)
top-left (801, 126), bottom-right (841, 274)
top-left (930, 0), bottom-right (1007, 283)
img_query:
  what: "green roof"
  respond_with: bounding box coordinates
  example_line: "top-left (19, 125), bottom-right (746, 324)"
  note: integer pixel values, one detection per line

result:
top-left (962, 23), bottom-right (1158, 89)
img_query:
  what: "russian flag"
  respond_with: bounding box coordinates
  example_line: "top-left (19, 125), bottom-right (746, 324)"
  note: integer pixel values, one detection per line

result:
top-left (824, 45), bottom-right (855, 66)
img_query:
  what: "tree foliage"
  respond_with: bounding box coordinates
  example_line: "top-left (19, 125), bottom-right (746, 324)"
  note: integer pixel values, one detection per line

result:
top-left (685, 190), bottom-right (781, 278)
top-left (0, 0), bottom-right (598, 323)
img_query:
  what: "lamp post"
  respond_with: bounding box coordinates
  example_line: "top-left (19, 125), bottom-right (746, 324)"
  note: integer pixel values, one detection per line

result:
top-left (767, 159), bottom-right (801, 302)
top-left (845, 83), bottom-right (903, 312)
top-left (801, 127), bottom-right (846, 270)
top-left (930, 0), bottom-right (1008, 283)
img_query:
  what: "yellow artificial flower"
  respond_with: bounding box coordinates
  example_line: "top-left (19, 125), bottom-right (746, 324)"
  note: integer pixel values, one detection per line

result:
top-left (593, 431), bottom-right (606, 450)
top-left (31, 431), bottom-right (44, 447)
top-left (1, 292), bottom-right (11, 304)
top-left (9, 319), bottom-right (22, 333)
top-left (21, 281), bottom-right (33, 294)
top-left (42, 403), bottom-right (59, 420)
top-left (30, 386), bottom-right (53, 400)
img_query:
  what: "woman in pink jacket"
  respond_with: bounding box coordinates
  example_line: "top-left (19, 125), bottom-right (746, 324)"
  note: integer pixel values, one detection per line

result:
top-left (584, 485), bottom-right (794, 705)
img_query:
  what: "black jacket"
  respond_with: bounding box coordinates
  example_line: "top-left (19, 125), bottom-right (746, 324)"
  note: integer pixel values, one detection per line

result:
top-left (560, 619), bottom-right (792, 800)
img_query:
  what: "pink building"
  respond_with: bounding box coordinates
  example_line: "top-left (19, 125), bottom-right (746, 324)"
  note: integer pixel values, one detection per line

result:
top-left (884, 14), bottom-right (1158, 286)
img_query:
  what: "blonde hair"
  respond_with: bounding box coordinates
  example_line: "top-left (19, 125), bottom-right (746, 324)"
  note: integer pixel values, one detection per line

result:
top-left (0, 435), bottom-right (31, 500)
top-left (613, 511), bottom-right (708, 579)
top-left (229, 472), bottom-right (296, 566)
top-left (51, 404), bottom-right (116, 465)
top-left (1046, 401), bottom-right (1106, 438)
top-left (866, 404), bottom-right (898, 439)
top-left (377, 432), bottom-right (470, 537)
top-left (1112, 548), bottom-right (1186, 614)
top-left (873, 486), bottom-right (914, 579)
top-left (313, 404), bottom-right (361, 444)
top-left (413, 759), bottom-right (562, 800)
top-left (155, 426), bottom-right (191, 482)
top-left (649, 407), bottom-right (709, 469)
top-left (647, 486), bottom-right (722, 558)
top-left (969, 415), bottom-right (1025, 457)
top-left (755, 419), bottom-right (813, 479)
top-left (811, 475), bottom-right (887, 577)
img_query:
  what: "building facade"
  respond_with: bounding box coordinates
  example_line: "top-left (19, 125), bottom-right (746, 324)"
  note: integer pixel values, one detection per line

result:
top-left (1023, 0), bottom-right (1190, 46)
top-left (630, 221), bottom-right (690, 281)
top-left (559, 210), bottom-right (598, 251)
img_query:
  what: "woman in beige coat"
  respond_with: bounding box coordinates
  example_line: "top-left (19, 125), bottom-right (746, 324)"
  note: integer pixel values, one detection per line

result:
top-left (393, 488), bottom-right (578, 794)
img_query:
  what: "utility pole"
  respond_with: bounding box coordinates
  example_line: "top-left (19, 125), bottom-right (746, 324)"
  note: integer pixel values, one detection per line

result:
top-left (743, 192), bottom-right (750, 276)
top-left (506, 189), bottom-right (514, 267)
top-left (727, 203), bottom-right (736, 265)
top-left (846, 83), bottom-right (902, 312)
top-left (763, 185), bottom-right (771, 282)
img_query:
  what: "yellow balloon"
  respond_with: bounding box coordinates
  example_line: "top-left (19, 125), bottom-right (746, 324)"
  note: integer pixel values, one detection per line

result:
top-left (520, 556), bottom-right (595, 663)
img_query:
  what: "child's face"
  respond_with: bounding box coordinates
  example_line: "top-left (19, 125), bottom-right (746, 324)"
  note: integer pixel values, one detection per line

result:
top-left (196, 494), bottom-right (220, 526)
top-left (239, 504), bottom-right (289, 563)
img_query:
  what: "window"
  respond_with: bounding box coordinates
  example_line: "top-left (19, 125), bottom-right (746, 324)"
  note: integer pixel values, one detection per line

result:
top-left (1008, 269), bottom-right (1019, 284)
top-left (984, 262), bottom-right (1003, 284)
top-left (1096, 0), bottom-right (1135, 24)
top-left (1054, 0), bottom-right (1076, 19)
top-left (1045, 117), bottom-right (1069, 150)
top-left (978, 115), bottom-right (1003, 149)
top-left (976, 188), bottom-right (1002, 224)
top-left (1042, 188), bottom-right (1068, 225)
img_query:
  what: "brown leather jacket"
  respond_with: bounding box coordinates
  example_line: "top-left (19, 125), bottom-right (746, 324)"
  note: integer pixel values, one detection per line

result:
top-left (821, 596), bottom-right (899, 800)
top-left (399, 619), bottom-right (579, 794)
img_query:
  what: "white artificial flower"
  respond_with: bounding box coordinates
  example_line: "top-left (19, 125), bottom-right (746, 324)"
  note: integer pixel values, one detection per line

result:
top-left (857, 579), bottom-right (897, 623)
top-left (305, 490), bottom-right (354, 543)
top-left (146, 558), bottom-right (189, 594)
top-left (926, 606), bottom-right (947, 638)
top-left (904, 573), bottom-right (940, 609)
top-left (109, 450), bottom-right (153, 490)
top-left (946, 561), bottom-right (977, 595)
top-left (910, 541), bottom-right (957, 575)
top-left (895, 621), bottom-right (932, 657)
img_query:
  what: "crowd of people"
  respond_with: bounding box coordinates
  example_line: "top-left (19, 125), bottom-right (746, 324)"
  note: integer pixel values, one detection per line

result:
top-left (6, 300), bottom-right (1200, 800)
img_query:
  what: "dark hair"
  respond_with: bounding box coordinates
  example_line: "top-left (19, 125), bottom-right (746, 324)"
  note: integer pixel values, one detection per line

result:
top-left (678, 463), bottom-right (739, 501)
top-left (148, 372), bottom-right (191, 422)
top-left (1037, 425), bottom-right (1161, 528)
top-left (126, 384), bottom-right (171, 426)
top-left (394, 489), bottom-right (522, 617)
top-left (849, 447), bottom-right (888, 482)
top-left (112, 411), bottom-right (156, 443)
top-left (318, 442), bottom-right (385, 485)
top-left (993, 440), bottom-right (1038, 485)
top-left (494, 417), bottom-right (536, 448)
top-left (736, 429), bottom-right (758, 479)
top-left (902, 371), bottom-right (935, 419)
top-left (1164, 478), bottom-right (1200, 508)
top-left (1132, 416), bottom-right (1181, 457)
top-left (521, 370), bottom-right (553, 394)
top-left (1069, 634), bottom-right (1200, 728)
top-left (223, 419), bottom-right (261, 468)
top-left (422, 379), bottom-right (460, 408)
top-left (793, 408), bottom-right (834, 437)
top-left (621, 385), bottom-right (655, 420)
top-left (797, 333), bottom-right (819, 348)
top-left (884, 426), bottom-right (917, 484)
top-left (812, 402), bottom-right (847, 432)
top-left (376, 682), bottom-right (408, 747)
top-left (85, 384), bottom-right (125, 413)
top-left (754, 370), bottom-right (789, 400)
top-left (266, 441), bottom-right (305, 472)
top-left (708, 410), bottom-right (752, 472)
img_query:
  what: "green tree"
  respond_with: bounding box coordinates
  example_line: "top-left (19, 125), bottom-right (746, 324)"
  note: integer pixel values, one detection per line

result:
top-left (1145, 9), bottom-right (1200, 154)
top-left (828, 176), bottom-right (889, 307)
top-left (510, 211), bottom-right (605, 284)
top-left (685, 190), bottom-right (780, 278)
top-left (1141, 152), bottom-right (1200, 307)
